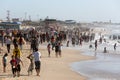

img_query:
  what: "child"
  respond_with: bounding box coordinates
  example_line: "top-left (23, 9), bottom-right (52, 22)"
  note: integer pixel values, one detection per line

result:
top-left (13, 44), bottom-right (21, 58)
top-left (15, 56), bottom-right (23, 77)
top-left (10, 55), bottom-right (17, 77)
top-left (2, 53), bottom-right (8, 72)
top-left (27, 54), bottom-right (34, 76)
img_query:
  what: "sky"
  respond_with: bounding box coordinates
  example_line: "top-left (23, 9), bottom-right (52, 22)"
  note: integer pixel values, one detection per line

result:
top-left (1, 0), bottom-right (120, 22)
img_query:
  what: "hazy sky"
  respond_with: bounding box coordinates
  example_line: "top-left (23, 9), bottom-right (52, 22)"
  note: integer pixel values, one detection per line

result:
top-left (1, 0), bottom-right (120, 22)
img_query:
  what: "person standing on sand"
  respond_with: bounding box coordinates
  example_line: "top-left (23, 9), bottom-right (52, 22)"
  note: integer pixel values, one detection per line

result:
top-left (32, 48), bottom-right (41, 76)
top-left (2, 53), bottom-right (8, 72)
top-left (47, 43), bottom-right (51, 57)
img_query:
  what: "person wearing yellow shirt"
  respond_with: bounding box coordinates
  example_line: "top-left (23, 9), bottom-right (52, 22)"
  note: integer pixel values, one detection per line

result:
top-left (13, 44), bottom-right (22, 58)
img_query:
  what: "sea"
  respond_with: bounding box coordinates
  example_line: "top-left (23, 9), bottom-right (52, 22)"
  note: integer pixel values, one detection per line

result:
top-left (68, 39), bottom-right (120, 80)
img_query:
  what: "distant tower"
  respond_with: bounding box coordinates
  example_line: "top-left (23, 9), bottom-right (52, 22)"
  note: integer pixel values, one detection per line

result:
top-left (6, 10), bottom-right (10, 22)
top-left (109, 20), bottom-right (111, 23)
top-left (46, 16), bottom-right (49, 19)
top-left (24, 12), bottom-right (27, 21)
top-left (36, 14), bottom-right (39, 21)
top-left (29, 15), bottom-right (31, 21)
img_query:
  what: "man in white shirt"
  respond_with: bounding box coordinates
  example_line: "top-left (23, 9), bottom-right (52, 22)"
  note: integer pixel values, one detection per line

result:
top-left (32, 48), bottom-right (41, 76)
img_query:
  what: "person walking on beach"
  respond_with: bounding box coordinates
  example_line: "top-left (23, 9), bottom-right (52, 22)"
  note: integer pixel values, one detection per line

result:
top-left (13, 37), bottom-right (18, 47)
top-left (58, 42), bottom-right (62, 57)
top-left (95, 40), bottom-right (97, 51)
top-left (10, 55), bottom-right (23, 77)
top-left (10, 55), bottom-right (17, 77)
top-left (13, 44), bottom-right (22, 58)
top-left (2, 53), bottom-right (8, 72)
top-left (30, 37), bottom-right (38, 52)
top-left (18, 36), bottom-right (25, 50)
top-left (66, 40), bottom-right (69, 47)
top-left (51, 36), bottom-right (55, 50)
top-left (47, 43), bottom-right (51, 57)
top-left (55, 42), bottom-right (59, 57)
top-left (1, 30), bottom-right (5, 47)
top-left (27, 54), bottom-right (34, 76)
top-left (114, 43), bottom-right (117, 51)
top-left (5, 37), bottom-right (11, 53)
top-left (15, 55), bottom-right (23, 77)
top-left (32, 48), bottom-right (41, 76)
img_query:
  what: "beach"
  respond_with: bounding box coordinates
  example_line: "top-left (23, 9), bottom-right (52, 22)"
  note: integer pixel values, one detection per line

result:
top-left (0, 44), bottom-right (94, 80)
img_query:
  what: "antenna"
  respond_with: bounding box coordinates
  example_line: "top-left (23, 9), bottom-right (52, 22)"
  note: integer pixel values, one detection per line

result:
top-left (37, 14), bottom-right (39, 21)
top-left (29, 15), bottom-right (31, 21)
top-left (25, 12), bottom-right (27, 21)
top-left (6, 10), bottom-right (10, 22)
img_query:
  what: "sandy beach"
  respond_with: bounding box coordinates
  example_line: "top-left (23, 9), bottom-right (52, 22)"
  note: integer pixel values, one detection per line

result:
top-left (0, 44), bottom-right (94, 80)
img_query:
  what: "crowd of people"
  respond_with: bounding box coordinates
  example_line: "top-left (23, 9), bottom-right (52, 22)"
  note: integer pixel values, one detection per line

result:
top-left (0, 28), bottom-right (67, 77)
top-left (0, 28), bottom-right (118, 78)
